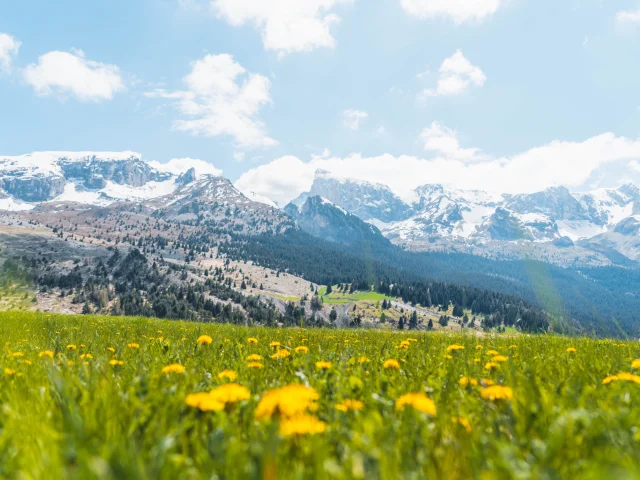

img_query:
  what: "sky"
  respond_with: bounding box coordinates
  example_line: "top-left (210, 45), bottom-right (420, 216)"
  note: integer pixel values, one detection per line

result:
top-left (1, 0), bottom-right (640, 204)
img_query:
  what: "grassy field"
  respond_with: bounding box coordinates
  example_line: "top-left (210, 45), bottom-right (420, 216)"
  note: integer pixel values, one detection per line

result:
top-left (1, 311), bottom-right (639, 478)
top-left (318, 286), bottom-right (393, 305)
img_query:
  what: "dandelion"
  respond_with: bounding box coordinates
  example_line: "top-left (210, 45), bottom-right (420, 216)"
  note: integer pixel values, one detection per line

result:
top-left (185, 392), bottom-right (224, 412)
top-left (255, 384), bottom-right (320, 420)
top-left (247, 337), bottom-right (258, 344)
top-left (447, 344), bottom-right (465, 353)
top-left (602, 372), bottom-right (640, 385)
top-left (444, 354), bottom-right (453, 360)
top-left (508, 345), bottom-right (517, 350)
top-left (475, 345), bottom-right (483, 350)
top-left (271, 349), bottom-right (291, 360)
top-left (459, 377), bottom-right (478, 387)
top-left (269, 341), bottom-right (281, 348)
top-left (4, 368), bottom-right (16, 376)
top-left (127, 343), bottom-right (140, 349)
top-left (109, 359), bottom-right (124, 366)
top-left (335, 399), bottom-right (364, 412)
top-left (162, 363), bottom-right (186, 374)
top-left (315, 361), bottom-right (332, 370)
top-left (358, 356), bottom-right (369, 364)
top-left (11, 352), bottom-right (24, 357)
top-left (39, 350), bottom-right (54, 359)
top-left (197, 335), bottom-right (213, 345)
top-left (246, 354), bottom-right (262, 361)
top-left (384, 359), bottom-right (400, 370)
top-left (107, 347), bottom-right (116, 354)
top-left (452, 416), bottom-right (472, 433)
top-left (247, 361), bottom-right (263, 369)
top-left (279, 414), bottom-right (327, 437)
top-left (492, 355), bottom-right (508, 363)
top-left (218, 369), bottom-right (237, 381)
top-left (632, 359), bottom-right (640, 370)
top-left (79, 353), bottom-right (93, 360)
top-left (567, 347), bottom-right (577, 353)
top-left (487, 349), bottom-right (499, 356)
top-left (209, 383), bottom-right (251, 405)
top-left (295, 346), bottom-right (309, 353)
top-left (481, 385), bottom-right (513, 401)
top-left (66, 344), bottom-right (77, 351)
top-left (395, 393), bottom-right (437, 415)
top-left (484, 362), bottom-right (499, 371)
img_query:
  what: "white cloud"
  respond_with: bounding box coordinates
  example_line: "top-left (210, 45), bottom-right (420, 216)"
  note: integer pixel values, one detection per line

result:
top-left (420, 121), bottom-right (483, 161)
top-left (376, 126), bottom-right (386, 135)
top-left (23, 50), bottom-right (125, 101)
top-left (211, 0), bottom-right (353, 55)
top-left (420, 50), bottom-right (486, 99)
top-left (149, 157), bottom-right (222, 177)
top-left (145, 54), bottom-right (277, 149)
top-left (400, 0), bottom-right (503, 24)
top-left (342, 109), bottom-right (368, 130)
top-left (0, 33), bottom-right (21, 73)
top-left (236, 132), bottom-right (640, 205)
top-left (616, 8), bottom-right (640, 25)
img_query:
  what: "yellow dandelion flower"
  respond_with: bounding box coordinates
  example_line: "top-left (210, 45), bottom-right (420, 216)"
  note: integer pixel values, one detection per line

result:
top-left (484, 362), bottom-right (500, 371)
top-left (395, 393), bottom-right (437, 415)
top-left (247, 361), bottom-right (263, 369)
top-left (196, 335), bottom-right (213, 345)
top-left (475, 345), bottom-right (483, 350)
top-left (4, 368), bottom-right (16, 376)
top-left (66, 344), bottom-right (77, 351)
top-left (209, 383), bottom-right (251, 405)
top-left (246, 354), bottom-right (262, 361)
top-left (79, 353), bottom-right (93, 360)
top-left (11, 352), bottom-right (24, 357)
top-left (279, 414), bottom-right (327, 437)
top-left (566, 347), bottom-right (577, 353)
top-left (335, 399), bottom-right (364, 412)
top-left (492, 355), bottom-right (509, 363)
top-left (269, 341), bottom-right (281, 348)
top-left (218, 369), bottom-right (237, 381)
top-left (447, 344), bottom-right (465, 353)
top-left (459, 377), bottom-right (478, 387)
top-left (632, 359), bottom-right (640, 370)
top-left (247, 337), bottom-right (258, 344)
top-left (127, 343), bottom-right (140, 349)
top-left (407, 338), bottom-right (418, 343)
top-left (67, 360), bottom-right (75, 366)
top-left (255, 384), bottom-right (320, 420)
top-left (107, 347), bottom-right (116, 353)
top-left (109, 359), bottom-right (124, 366)
top-left (384, 359), bottom-right (401, 370)
top-left (481, 385), bottom-right (513, 401)
top-left (444, 354), bottom-right (453, 359)
top-left (481, 378), bottom-right (495, 387)
top-left (295, 346), bottom-right (309, 353)
top-left (39, 350), bottom-right (54, 359)
top-left (271, 349), bottom-right (291, 360)
top-left (602, 372), bottom-right (640, 385)
top-left (185, 392), bottom-right (224, 412)
top-left (487, 349), bottom-right (499, 356)
top-left (508, 345), bottom-right (517, 350)
top-left (315, 361), bottom-right (332, 370)
top-left (473, 358), bottom-right (481, 363)
top-left (452, 416), bottom-right (472, 433)
top-left (162, 363), bottom-right (186, 374)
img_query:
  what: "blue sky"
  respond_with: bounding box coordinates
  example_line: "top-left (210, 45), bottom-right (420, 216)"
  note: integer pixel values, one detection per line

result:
top-left (1, 0), bottom-right (640, 203)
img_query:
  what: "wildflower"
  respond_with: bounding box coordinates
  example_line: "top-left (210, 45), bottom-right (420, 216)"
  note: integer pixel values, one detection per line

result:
top-left (315, 361), bottom-right (332, 370)
top-left (492, 355), bottom-right (509, 363)
top-left (39, 350), bottom-right (54, 359)
top-left (210, 383), bottom-right (251, 405)
top-left (335, 399), bottom-right (364, 412)
top-left (279, 414), bottom-right (327, 437)
top-left (23, 360), bottom-right (32, 365)
top-left (162, 364), bottom-right (186, 374)
top-left (487, 349), bottom-right (499, 356)
top-left (218, 369), bottom-right (237, 381)
top-left (246, 354), bottom-right (262, 361)
top-left (358, 356), bottom-right (369, 364)
top-left (444, 354), bottom-right (453, 360)
top-left (269, 341), bottom-right (281, 348)
top-left (407, 338), bottom-right (418, 343)
top-left (484, 362), bottom-right (499, 371)
top-left (459, 377), bottom-right (478, 387)
top-left (384, 359), bottom-right (400, 370)
top-left (473, 358), bottom-right (481, 363)
top-left (397, 340), bottom-right (411, 349)
top-left (566, 347), bottom-right (577, 353)
top-left (247, 361), bottom-right (264, 369)
top-left (109, 359), bottom-right (124, 366)
top-left (632, 359), bottom-right (640, 370)
top-left (475, 345), bottom-right (483, 350)
top-left (447, 344), bottom-right (465, 353)
top-left (66, 344), bottom-right (77, 351)
top-left (481, 385), bottom-right (513, 401)
top-left (271, 349), bottom-right (291, 360)
top-left (395, 393), bottom-right (437, 415)
top-left (602, 372), bottom-right (640, 385)
top-left (295, 346), bottom-right (309, 353)
top-left (67, 360), bottom-right (75, 366)
top-left (452, 416), bottom-right (472, 433)
top-left (255, 384), bottom-right (320, 420)
top-left (11, 352), bottom-right (24, 357)
top-left (79, 353), bottom-right (93, 360)
top-left (4, 368), bottom-right (15, 376)
top-left (185, 392), bottom-right (224, 412)
top-left (508, 345), bottom-right (517, 350)
top-left (247, 337), bottom-right (258, 344)
top-left (127, 343), bottom-right (140, 349)
top-left (196, 335), bottom-right (213, 345)
top-left (107, 347), bottom-right (116, 353)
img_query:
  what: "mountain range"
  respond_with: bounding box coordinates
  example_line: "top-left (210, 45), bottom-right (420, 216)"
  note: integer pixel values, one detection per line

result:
top-left (2, 152), bottom-right (640, 266)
